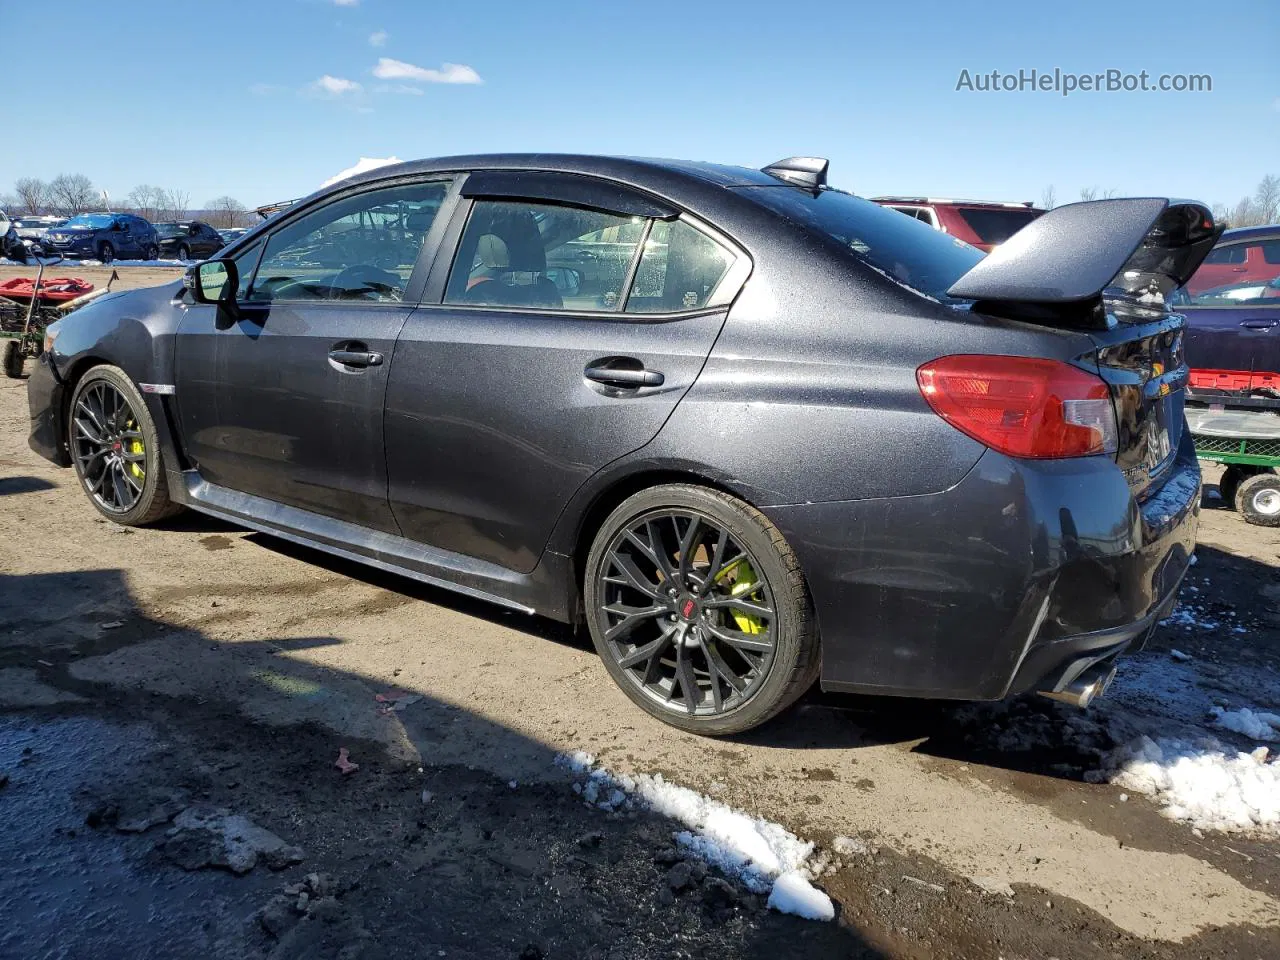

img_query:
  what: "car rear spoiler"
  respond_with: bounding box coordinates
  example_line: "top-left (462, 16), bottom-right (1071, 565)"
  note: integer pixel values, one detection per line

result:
top-left (947, 198), bottom-right (1222, 326)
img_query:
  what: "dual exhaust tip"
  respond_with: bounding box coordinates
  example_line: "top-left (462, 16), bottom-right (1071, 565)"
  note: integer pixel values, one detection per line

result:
top-left (1038, 662), bottom-right (1117, 709)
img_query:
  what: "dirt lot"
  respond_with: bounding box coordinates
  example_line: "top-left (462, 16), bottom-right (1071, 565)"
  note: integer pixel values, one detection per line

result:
top-left (2, 315), bottom-right (1279, 958)
top-left (0, 262), bottom-right (187, 295)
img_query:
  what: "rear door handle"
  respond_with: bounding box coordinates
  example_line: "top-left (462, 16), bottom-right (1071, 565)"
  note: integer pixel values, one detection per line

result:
top-left (584, 364), bottom-right (664, 388)
top-left (1240, 318), bottom-right (1278, 330)
top-left (329, 348), bottom-right (384, 367)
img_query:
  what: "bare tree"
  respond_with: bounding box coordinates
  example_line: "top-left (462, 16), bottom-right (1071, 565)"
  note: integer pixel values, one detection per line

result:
top-left (206, 195), bottom-right (248, 229)
top-left (158, 188), bottom-right (191, 221)
top-left (127, 184), bottom-right (164, 221)
top-left (1255, 174), bottom-right (1280, 225)
top-left (1211, 202), bottom-right (1231, 228)
top-left (1101, 187), bottom-right (1120, 199)
top-left (1079, 186), bottom-right (1098, 201)
top-left (1040, 185), bottom-right (1056, 210)
top-left (1231, 197), bottom-right (1263, 228)
top-left (14, 178), bottom-right (49, 215)
top-left (47, 173), bottom-right (98, 215)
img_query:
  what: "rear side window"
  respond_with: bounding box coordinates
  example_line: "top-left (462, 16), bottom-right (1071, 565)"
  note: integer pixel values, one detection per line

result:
top-left (744, 188), bottom-right (984, 301)
top-left (1262, 240), bottom-right (1280, 265)
top-left (1202, 244), bottom-right (1247, 265)
top-left (954, 207), bottom-right (1040, 245)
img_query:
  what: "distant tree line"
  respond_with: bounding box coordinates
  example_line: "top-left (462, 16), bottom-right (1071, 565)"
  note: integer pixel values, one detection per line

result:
top-left (1039, 175), bottom-right (1279, 227)
top-left (1, 175), bottom-right (252, 228)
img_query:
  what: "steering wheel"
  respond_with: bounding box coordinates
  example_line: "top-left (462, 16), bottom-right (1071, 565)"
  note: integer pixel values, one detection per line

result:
top-left (330, 264), bottom-right (401, 300)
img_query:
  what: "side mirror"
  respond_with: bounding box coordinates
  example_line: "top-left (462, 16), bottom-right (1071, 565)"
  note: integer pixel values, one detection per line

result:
top-left (186, 258), bottom-right (239, 306)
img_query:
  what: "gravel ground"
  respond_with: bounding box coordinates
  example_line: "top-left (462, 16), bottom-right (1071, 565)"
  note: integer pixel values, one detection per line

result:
top-left (2, 336), bottom-right (1279, 958)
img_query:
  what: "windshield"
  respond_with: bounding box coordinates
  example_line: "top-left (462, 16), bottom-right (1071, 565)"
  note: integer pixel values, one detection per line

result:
top-left (742, 187), bottom-right (985, 301)
top-left (61, 214), bottom-right (115, 230)
top-left (955, 207), bottom-right (1042, 245)
top-left (154, 223), bottom-right (187, 237)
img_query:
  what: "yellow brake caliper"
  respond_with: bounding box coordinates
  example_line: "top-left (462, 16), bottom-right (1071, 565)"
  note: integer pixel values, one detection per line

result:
top-left (714, 557), bottom-right (765, 635)
top-left (125, 419), bottom-right (145, 481)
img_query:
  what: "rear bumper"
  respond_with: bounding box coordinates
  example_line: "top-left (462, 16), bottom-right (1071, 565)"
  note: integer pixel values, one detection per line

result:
top-left (765, 429), bottom-right (1200, 700)
top-left (27, 352), bottom-right (70, 467)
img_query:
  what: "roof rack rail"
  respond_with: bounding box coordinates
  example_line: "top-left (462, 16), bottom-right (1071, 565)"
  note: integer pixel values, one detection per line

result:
top-left (762, 157), bottom-right (829, 192)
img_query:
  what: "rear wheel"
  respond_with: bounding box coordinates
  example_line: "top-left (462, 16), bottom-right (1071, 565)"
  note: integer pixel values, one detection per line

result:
top-left (2, 340), bottom-right (23, 378)
top-left (1218, 466), bottom-right (1245, 508)
top-left (97, 241), bottom-right (115, 264)
top-left (176, 244), bottom-right (190, 262)
top-left (583, 484), bottom-right (819, 735)
top-left (1236, 473), bottom-right (1280, 527)
top-left (68, 365), bottom-right (182, 525)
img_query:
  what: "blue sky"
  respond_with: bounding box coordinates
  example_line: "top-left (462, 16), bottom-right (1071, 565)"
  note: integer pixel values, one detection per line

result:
top-left (1, 0), bottom-right (1276, 211)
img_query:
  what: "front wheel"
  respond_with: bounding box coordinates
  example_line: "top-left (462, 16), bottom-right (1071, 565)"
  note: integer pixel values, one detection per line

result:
top-left (1237, 473), bottom-right (1280, 527)
top-left (583, 484), bottom-right (819, 735)
top-left (2, 340), bottom-right (23, 378)
top-left (68, 365), bottom-right (183, 525)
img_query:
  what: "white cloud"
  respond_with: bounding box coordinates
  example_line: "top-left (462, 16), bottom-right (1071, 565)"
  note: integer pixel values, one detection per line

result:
top-left (311, 75), bottom-right (363, 96)
top-left (372, 57), bottom-right (482, 85)
top-left (369, 30), bottom-right (387, 47)
top-left (373, 84), bottom-right (425, 96)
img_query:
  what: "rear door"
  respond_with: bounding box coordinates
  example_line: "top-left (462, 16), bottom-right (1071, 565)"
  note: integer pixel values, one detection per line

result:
top-left (384, 174), bottom-right (749, 572)
top-left (173, 177), bottom-right (453, 533)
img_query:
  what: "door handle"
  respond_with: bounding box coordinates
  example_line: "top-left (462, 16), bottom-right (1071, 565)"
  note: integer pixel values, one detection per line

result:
top-left (1240, 318), bottom-right (1278, 330)
top-left (329, 349), bottom-right (384, 367)
top-left (584, 363), bottom-right (664, 388)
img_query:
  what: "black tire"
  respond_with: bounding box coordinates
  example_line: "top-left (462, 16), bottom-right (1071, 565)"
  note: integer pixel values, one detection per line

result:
top-left (68, 365), bottom-right (183, 525)
top-left (146, 244), bottom-right (160, 261)
top-left (2, 339), bottom-right (23, 378)
top-left (1218, 466), bottom-right (1244, 508)
top-left (176, 244), bottom-right (190, 262)
top-left (583, 483), bottom-right (819, 736)
top-left (98, 241), bottom-right (115, 264)
top-left (1236, 472), bottom-right (1280, 527)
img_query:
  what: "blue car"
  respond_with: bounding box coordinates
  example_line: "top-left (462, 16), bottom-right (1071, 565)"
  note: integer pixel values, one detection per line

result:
top-left (43, 213), bottom-right (160, 263)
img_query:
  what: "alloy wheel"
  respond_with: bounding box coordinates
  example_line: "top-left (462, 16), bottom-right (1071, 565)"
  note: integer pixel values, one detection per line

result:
top-left (71, 380), bottom-right (148, 513)
top-left (594, 510), bottom-right (777, 717)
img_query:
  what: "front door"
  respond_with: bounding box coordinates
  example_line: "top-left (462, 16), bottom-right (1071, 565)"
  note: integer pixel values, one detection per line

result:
top-left (385, 187), bottom-right (747, 572)
top-left (173, 178), bottom-right (452, 533)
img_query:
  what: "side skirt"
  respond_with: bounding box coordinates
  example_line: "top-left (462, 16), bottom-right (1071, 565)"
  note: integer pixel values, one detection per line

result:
top-left (170, 469), bottom-right (576, 620)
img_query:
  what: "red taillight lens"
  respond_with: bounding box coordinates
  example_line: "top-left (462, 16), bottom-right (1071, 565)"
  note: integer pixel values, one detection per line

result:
top-left (917, 355), bottom-right (1118, 459)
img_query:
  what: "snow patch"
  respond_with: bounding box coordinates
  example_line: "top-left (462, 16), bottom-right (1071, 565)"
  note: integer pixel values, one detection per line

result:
top-left (555, 752), bottom-right (834, 920)
top-left (321, 157), bottom-right (401, 189)
top-left (1211, 707), bottom-right (1280, 742)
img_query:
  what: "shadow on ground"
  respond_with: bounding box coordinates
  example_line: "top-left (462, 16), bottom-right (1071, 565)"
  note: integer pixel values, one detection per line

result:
top-left (0, 568), bottom-right (883, 960)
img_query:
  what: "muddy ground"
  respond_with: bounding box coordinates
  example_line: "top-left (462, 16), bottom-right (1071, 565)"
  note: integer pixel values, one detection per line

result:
top-left (2, 341), bottom-right (1279, 958)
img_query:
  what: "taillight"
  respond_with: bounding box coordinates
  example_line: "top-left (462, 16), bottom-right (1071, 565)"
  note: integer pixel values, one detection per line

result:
top-left (917, 355), bottom-right (1118, 459)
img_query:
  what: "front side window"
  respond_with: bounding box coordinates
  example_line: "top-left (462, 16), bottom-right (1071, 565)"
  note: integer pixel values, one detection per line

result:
top-left (247, 180), bottom-right (448, 303)
top-left (626, 219), bottom-right (733, 313)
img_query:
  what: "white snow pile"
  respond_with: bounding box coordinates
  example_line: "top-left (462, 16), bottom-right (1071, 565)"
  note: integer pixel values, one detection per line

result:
top-left (1072, 653), bottom-right (1280, 835)
top-left (556, 751), bottom-right (836, 921)
top-left (321, 157), bottom-right (402, 189)
top-left (1090, 736), bottom-right (1280, 833)
top-left (1211, 707), bottom-right (1280, 742)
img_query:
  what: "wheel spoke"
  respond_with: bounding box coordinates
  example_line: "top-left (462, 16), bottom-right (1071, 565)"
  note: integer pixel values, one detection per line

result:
top-left (703, 620), bottom-right (773, 654)
top-left (705, 642), bottom-right (746, 695)
top-left (676, 516), bottom-right (702, 584)
top-left (617, 625), bottom-right (675, 670)
top-left (119, 464), bottom-right (143, 492)
top-left (110, 463), bottom-right (131, 507)
top-left (605, 552), bottom-right (664, 601)
top-left (675, 640), bottom-right (700, 715)
top-left (602, 602), bottom-right (667, 642)
top-left (703, 528), bottom-right (731, 586)
top-left (74, 415), bottom-right (105, 445)
top-left (705, 596), bottom-right (774, 619)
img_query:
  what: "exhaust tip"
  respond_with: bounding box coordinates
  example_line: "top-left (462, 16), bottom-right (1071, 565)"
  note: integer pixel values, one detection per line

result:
top-left (1039, 663), bottom-right (1117, 709)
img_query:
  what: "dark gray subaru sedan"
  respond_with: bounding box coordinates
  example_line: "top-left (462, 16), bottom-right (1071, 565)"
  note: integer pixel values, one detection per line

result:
top-left (27, 154), bottom-right (1217, 734)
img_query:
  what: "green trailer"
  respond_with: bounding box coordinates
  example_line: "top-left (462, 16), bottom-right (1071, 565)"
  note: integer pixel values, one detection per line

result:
top-left (1188, 407), bottom-right (1280, 526)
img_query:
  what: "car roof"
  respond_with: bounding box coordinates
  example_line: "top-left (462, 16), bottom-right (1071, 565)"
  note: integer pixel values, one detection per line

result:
top-left (870, 196), bottom-right (1039, 209)
top-left (326, 153), bottom-right (786, 193)
top-left (1220, 225), bottom-right (1280, 241)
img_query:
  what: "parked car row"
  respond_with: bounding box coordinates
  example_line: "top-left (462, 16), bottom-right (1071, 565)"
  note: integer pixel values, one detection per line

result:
top-left (1, 208), bottom-right (248, 263)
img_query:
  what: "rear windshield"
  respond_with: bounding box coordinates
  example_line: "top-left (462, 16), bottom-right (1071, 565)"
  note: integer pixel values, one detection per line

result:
top-left (155, 223), bottom-right (187, 237)
top-left (954, 207), bottom-right (1041, 245)
top-left (742, 187), bottom-right (984, 301)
